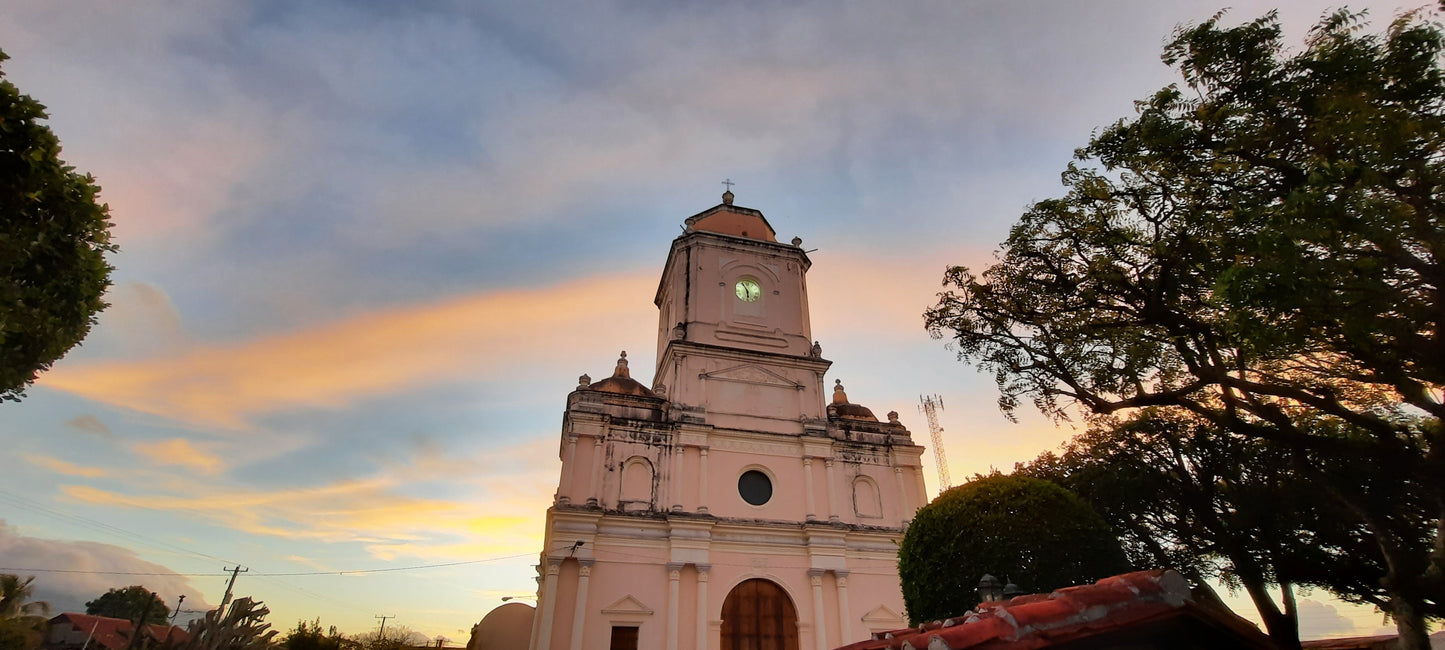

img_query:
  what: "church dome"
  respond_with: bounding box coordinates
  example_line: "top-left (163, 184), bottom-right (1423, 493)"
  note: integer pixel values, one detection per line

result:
top-left (682, 192), bottom-right (778, 242)
top-left (831, 402), bottom-right (878, 421)
top-left (828, 379), bottom-right (879, 421)
top-left (586, 351), bottom-right (655, 397)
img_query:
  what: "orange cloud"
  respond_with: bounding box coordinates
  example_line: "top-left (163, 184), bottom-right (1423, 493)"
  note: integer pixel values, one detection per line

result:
top-left (24, 455), bottom-right (107, 478)
top-left (56, 437), bottom-right (558, 561)
top-left (132, 438), bottom-right (224, 474)
top-left (41, 272), bottom-right (657, 429)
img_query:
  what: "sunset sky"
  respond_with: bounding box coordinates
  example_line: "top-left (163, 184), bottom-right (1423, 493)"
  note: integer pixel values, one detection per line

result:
top-left (0, 1), bottom-right (1421, 643)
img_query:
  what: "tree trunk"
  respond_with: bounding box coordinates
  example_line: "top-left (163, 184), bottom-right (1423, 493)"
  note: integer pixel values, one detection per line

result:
top-left (1389, 592), bottom-right (1430, 650)
top-left (1239, 575), bottom-right (1301, 650)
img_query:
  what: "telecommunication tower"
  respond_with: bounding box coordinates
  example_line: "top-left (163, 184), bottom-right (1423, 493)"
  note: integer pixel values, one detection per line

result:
top-left (919, 395), bottom-right (952, 491)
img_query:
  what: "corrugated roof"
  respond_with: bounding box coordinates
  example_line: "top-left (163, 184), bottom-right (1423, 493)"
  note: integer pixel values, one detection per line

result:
top-left (48, 613), bottom-right (190, 650)
top-left (836, 570), bottom-right (1276, 650)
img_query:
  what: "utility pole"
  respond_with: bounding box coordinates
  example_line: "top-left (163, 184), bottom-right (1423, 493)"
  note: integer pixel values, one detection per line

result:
top-left (375, 615), bottom-right (395, 639)
top-left (219, 566), bottom-right (248, 613)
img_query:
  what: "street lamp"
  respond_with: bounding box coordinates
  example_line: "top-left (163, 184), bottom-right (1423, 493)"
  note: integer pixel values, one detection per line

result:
top-left (978, 574), bottom-right (1003, 602)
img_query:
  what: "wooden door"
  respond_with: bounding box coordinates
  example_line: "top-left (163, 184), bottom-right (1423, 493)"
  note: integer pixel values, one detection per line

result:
top-left (720, 579), bottom-right (799, 650)
top-left (609, 626), bottom-right (638, 650)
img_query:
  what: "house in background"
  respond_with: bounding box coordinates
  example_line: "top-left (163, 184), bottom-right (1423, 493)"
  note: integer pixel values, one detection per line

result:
top-left (45, 613), bottom-right (189, 650)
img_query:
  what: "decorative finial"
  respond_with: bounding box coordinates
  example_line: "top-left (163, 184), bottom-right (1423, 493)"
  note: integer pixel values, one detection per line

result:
top-left (887, 411), bottom-right (900, 424)
top-left (791, 236), bottom-right (803, 247)
top-left (721, 178), bottom-right (735, 205)
top-left (579, 373), bottom-right (591, 388)
top-left (810, 341), bottom-right (822, 358)
top-left (832, 379), bottom-right (849, 405)
top-left (613, 351), bottom-right (630, 378)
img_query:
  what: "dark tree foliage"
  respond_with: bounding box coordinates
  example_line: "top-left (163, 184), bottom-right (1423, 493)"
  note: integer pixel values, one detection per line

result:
top-left (281, 620), bottom-right (355, 650)
top-left (897, 474), bottom-right (1129, 624)
top-left (1016, 409), bottom-right (1417, 649)
top-left (0, 48), bottom-right (116, 401)
top-left (0, 575), bottom-right (48, 650)
top-left (924, 9), bottom-right (1444, 647)
top-left (86, 586), bottom-right (168, 626)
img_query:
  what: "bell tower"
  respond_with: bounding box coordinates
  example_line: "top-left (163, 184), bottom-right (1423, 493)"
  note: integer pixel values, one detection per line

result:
top-left (652, 190), bottom-right (831, 433)
top-left (529, 191), bottom-right (926, 650)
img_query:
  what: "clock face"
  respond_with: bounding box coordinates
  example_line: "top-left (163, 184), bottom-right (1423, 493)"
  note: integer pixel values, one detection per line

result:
top-left (735, 278), bottom-right (761, 302)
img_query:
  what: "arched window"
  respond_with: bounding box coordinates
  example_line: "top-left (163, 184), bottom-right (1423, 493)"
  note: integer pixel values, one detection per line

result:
top-left (618, 457), bottom-right (654, 510)
top-left (853, 475), bottom-right (882, 518)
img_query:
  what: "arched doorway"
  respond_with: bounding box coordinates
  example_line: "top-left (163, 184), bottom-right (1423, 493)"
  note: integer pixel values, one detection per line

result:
top-left (720, 578), bottom-right (799, 650)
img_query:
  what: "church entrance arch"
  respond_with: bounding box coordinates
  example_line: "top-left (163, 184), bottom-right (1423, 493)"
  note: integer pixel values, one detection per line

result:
top-left (720, 578), bottom-right (800, 650)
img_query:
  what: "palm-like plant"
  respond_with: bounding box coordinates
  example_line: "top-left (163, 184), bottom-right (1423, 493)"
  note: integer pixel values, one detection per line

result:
top-left (0, 575), bottom-right (51, 650)
top-left (0, 575), bottom-right (49, 619)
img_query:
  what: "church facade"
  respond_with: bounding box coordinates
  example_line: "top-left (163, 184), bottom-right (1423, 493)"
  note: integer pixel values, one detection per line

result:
top-left (529, 193), bottom-right (927, 650)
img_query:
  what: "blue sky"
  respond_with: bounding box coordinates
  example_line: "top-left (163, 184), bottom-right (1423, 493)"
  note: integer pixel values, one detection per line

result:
top-left (0, 0), bottom-right (1421, 642)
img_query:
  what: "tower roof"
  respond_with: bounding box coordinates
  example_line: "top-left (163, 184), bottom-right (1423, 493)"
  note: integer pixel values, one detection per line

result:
top-left (683, 193), bottom-right (777, 242)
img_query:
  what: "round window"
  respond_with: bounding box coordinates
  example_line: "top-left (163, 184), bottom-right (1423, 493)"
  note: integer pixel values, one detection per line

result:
top-left (738, 470), bottom-right (773, 506)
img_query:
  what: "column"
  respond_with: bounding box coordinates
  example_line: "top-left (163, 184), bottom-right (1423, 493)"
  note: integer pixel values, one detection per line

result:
top-left (567, 560), bottom-right (594, 650)
top-left (527, 571), bottom-right (544, 650)
top-left (666, 563), bottom-right (684, 650)
top-left (558, 435), bottom-right (578, 505)
top-left (672, 446), bottom-right (685, 512)
top-left (824, 459), bottom-right (840, 522)
top-left (587, 438), bottom-right (604, 506)
top-left (535, 559), bottom-right (563, 650)
top-left (803, 457), bottom-right (817, 521)
top-left (835, 571), bottom-right (853, 643)
top-left (808, 569), bottom-right (828, 650)
top-left (695, 565), bottom-right (710, 650)
top-left (697, 448), bottom-right (710, 514)
top-left (893, 467), bottom-right (908, 517)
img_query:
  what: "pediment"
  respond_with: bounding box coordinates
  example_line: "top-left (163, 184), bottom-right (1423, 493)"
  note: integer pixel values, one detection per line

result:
top-left (601, 594), bottom-right (653, 617)
top-left (861, 604), bottom-right (905, 624)
top-left (700, 363), bottom-right (803, 388)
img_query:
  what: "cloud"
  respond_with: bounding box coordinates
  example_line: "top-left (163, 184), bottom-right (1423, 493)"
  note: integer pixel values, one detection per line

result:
top-left (0, 520), bottom-right (212, 616)
top-left (64, 415), bottom-right (113, 439)
top-left (24, 455), bottom-right (108, 479)
top-left (39, 272), bottom-right (656, 429)
top-left (1295, 598), bottom-right (1395, 640)
top-left (132, 439), bottom-right (224, 475)
top-left (54, 438), bottom-right (557, 562)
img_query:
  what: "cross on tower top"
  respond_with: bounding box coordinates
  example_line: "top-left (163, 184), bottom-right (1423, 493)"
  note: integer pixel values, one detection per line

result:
top-left (721, 178), bottom-right (735, 205)
top-left (722, 178), bottom-right (734, 191)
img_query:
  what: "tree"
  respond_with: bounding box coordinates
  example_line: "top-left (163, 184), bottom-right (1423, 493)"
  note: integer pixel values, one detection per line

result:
top-left (0, 575), bottom-right (49, 650)
top-left (176, 598), bottom-right (276, 650)
top-left (86, 586), bottom-right (168, 626)
top-left (352, 625), bottom-right (425, 650)
top-left (896, 474), bottom-right (1129, 624)
top-left (923, 9), bottom-right (1444, 647)
top-left (1016, 409), bottom-right (1410, 649)
top-left (0, 576), bottom-right (47, 620)
top-left (280, 620), bottom-right (355, 650)
top-left (0, 47), bottom-right (116, 402)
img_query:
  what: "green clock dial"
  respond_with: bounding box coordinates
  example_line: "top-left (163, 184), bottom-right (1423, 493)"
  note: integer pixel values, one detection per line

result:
top-left (735, 279), bottom-right (761, 302)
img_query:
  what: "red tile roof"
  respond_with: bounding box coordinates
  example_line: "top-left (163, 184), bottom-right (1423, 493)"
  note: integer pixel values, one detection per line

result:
top-left (48, 613), bottom-right (189, 650)
top-left (837, 570), bottom-right (1276, 650)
